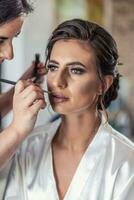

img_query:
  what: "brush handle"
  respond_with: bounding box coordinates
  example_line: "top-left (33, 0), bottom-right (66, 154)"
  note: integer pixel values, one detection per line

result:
top-left (0, 78), bottom-right (16, 85)
top-left (33, 53), bottom-right (40, 82)
top-left (0, 78), bottom-right (50, 94)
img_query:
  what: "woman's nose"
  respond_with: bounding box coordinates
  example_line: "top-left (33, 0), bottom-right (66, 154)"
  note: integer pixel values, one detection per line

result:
top-left (53, 72), bottom-right (67, 89)
top-left (2, 42), bottom-right (14, 60)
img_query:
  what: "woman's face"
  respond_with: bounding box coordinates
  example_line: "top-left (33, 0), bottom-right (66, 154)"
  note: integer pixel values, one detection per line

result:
top-left (47, 39), bottom-right (102, 115)
top-left (0, 17), bottom-right (24, 63)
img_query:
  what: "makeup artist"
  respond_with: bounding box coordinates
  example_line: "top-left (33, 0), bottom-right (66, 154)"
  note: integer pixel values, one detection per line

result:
top-left (0, 0), bottom-right (46, 174)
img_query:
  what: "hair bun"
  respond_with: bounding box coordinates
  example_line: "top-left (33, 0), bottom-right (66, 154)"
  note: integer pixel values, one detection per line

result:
top-left (98, 72), bottom-right (121, 110)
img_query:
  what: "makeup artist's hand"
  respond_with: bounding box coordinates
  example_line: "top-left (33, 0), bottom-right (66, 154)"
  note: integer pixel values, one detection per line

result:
top-left (9, 80), bottom-right (46, 141)
top-left (0, 63), bottom-right (46, 118)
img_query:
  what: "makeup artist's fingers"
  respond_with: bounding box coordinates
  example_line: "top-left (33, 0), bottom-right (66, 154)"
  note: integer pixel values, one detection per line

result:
top-left (14, 80), bottom-right (45, 103)
top-left (30, 99), bottom-right (46, 113)
top-left (20, 83), bottom-right (44, 99)
top-left (14, 84), bottom-right (46, 110)
top-left (14, 80), bottom-right (32, 94)
top-left (22, 91), bottom-right (46, 108)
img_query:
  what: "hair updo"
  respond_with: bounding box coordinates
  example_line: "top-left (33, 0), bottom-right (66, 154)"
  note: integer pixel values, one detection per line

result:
top-left (45, 18), bottom-right (120, 110)
top-left (0, 0), bottom-right (33, 25)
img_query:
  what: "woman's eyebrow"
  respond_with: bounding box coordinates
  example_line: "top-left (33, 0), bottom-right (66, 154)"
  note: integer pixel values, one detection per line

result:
top-left (66, 61), bottom-right (86, 68)
top-left (0, 32), bottom-right (21, 40)
top-left (48, 60), bottom-right (87, 69)
top-left (48, 60), bottom-right (59, 65)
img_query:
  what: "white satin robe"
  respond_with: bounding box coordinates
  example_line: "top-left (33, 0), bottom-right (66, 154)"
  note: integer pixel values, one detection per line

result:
top-left (0, 117), bottom-right (134, 200)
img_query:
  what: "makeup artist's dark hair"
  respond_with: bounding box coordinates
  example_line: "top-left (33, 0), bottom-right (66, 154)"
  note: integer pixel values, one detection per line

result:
top-left (0, 0), bottom-right (33, 25)
top-left (45, 18), bottom-right (120, 110)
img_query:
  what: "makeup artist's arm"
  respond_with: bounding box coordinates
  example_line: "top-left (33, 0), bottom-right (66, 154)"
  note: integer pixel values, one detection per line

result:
top-left (0, 80), bottom-right (46, 168)
top-left (0, 87), bottom-right (14, 118)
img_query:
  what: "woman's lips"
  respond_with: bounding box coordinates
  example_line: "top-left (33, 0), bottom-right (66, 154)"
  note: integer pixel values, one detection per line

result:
top-left (51, 93), bottom-right (69, 103)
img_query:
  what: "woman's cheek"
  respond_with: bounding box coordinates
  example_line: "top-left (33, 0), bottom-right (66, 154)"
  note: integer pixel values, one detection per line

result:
top-left (75, 81), bottom-right (96, 96)
top-left (46, 76), bottom-right (52, 89)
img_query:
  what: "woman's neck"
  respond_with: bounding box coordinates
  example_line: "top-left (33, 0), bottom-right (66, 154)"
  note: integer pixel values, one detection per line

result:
top-left (53, 111), bottom-right (101, 152)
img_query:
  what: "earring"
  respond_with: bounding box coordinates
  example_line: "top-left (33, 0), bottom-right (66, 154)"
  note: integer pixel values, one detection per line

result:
top-left (97, 94), bottom-right (108, 120)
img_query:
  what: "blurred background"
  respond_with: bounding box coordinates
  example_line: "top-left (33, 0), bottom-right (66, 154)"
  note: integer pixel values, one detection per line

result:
top-left (1, 0), bottom-right (134, 141)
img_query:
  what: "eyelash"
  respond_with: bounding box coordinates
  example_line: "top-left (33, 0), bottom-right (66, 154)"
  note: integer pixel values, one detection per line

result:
top-left (0, 35), bottom-right (18, 45)
top-left (47, 64), bottom-right (85, 75)
top-left (47, 64), bottom-right (58, 72)
top-left (70, 68), bottom-right (85, 75)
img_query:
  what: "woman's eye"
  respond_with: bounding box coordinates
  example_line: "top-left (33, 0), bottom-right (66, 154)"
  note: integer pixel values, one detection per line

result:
top-left (70, 68), bottom-right (85, 75)
top-left (47, 65), bottom-right (58, 72)
top-left (0, 39), bottom-right (4, 44)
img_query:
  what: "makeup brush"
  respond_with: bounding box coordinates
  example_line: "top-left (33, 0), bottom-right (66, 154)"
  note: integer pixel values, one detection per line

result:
top-left (0, 78), bottom-right (50, 94)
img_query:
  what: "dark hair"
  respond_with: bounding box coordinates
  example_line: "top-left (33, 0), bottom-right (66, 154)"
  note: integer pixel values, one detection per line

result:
top-left (0, 0), bottom-right (33, 25)
top-left (45, 18), bottom-right (120, 110)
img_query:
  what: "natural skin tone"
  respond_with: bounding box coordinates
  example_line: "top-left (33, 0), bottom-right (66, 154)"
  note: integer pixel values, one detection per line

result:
top-left (47, 39), bottom-right (113, 200)
top-left (0, 17), bottom-right (24, 61)
top-left (0, 17), bottom-right (46, 168)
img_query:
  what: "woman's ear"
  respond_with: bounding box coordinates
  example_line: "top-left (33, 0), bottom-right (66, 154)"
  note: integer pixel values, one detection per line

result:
top-left (104, 75), bottom-right (113, 92)
top-left (96, 75), bottom-right (113, 95)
